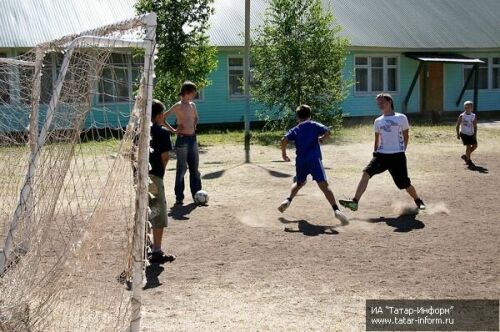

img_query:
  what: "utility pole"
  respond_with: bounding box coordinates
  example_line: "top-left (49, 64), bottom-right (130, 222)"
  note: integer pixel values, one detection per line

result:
top-left (244, 0), bottom-right (251, 163)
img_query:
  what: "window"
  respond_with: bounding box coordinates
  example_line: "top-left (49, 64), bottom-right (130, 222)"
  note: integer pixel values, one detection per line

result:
top-left (464, 57), bottom-right (500, 90)
top-left (0, 52), bottom-right (10, 103)
top-left (228, 57), bottom-right (244, 98)
top-left (464, 58), bottom-right (488, 90)
top-left (40, 53), bottom-right (56, 104)
top-left (355, 56), bottom-right (398, 93)
top-left (98, 53), bottom-right (131, 103)
top-left (194, 90), bottom-right (204, 101)
top-left (131, 54), bottom-right (144, 95)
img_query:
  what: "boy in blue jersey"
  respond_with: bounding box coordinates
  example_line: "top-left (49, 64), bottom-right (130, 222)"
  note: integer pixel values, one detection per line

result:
top-left (278, 105), bottom-right (348, 225)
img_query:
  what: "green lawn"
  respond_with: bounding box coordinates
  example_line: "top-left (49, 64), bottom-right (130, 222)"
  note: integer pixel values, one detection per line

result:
top-left (197, 123), bottom-right (500, 147)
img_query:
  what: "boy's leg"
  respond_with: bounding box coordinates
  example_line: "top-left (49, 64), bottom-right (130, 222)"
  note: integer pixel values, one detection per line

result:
top-left (278, 181), bottom-right (304, 212)
top-left (317, 181), bottom-right (349, 225)
top-left (354, 172), bottom-right (371, 202)
top-left (388, 153), bottom-right (426, 210)
top-left (465, 145), bottom-right (472, 161)
top-left (148, 176), bottom-right (175, 264)
top-left (174, 139), bottom-right (188, 204)
top-left (340, 153), bottom-right (386, 211)
top-left (278, 162), bottom-right (307, 213)
top-left (187, 137), bottom-right (202, 199)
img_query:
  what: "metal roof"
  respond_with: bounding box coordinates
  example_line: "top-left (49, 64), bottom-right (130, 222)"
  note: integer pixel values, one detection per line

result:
top-left (405, 53), bottom-right (485, 64)
top-left (1, 0), bottom-right (499, 49)
top-left (0, 0), bottom-right (137, 48)
top-left (209, 0), bottom-right (500, 49)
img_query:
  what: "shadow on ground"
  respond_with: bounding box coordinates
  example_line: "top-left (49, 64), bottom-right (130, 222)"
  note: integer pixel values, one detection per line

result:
top-left (468, 163), bottom-right (489, 174)
top-left (169, 203), bottom-right (198, 220)
top-left (144, 264), bottom-right (165, 290)
top-left (366, 214), bottom-right (425, 232)
top-left (279, 217), bottom-right (338, 236)
top-left (202, 163), bottom-right (293, 180)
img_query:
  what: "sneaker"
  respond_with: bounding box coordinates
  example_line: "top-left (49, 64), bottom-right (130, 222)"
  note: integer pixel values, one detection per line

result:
top-left (278, 199), bottom-right (291, 213)
top-left (461, 155), bottom-right (468, 163)
top-left (148, 250), bottom-right (176, 264)
top-left (174, 199), bottom-right (183, 206)
top-left (339, 199), bottom-right (358, 212)
top-left (334, 209), bottom-right (349, 226)
top-left (415, 198), bottom-right (426, 210)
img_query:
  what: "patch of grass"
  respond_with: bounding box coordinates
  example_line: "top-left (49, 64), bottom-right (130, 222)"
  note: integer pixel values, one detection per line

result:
top-left (198, 123), bottom-right (500, 147)
top-left (197, 130), bottom-right (284, 147)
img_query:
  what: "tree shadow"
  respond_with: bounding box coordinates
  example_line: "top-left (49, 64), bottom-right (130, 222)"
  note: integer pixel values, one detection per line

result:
top-left (279, 217), bottom-right (338, 236)
top-left (204, 161), bottom-right (224, 165)
top-left (366, 214), bottom-right (425, 233)
top-left (256, 165), bottom-right (293, 178)
top-left (169, 203), bottom-right (198, 220)
top-left (202, 169), bottom-right (225, 180)
top-left (467, 163), bottom-right (489, 174)
top-left (143, 264), bottom-right (165, 290)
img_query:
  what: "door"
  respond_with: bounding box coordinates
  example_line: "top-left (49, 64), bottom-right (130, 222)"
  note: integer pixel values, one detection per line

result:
top-left (420, 63), bottom-right (444, 113)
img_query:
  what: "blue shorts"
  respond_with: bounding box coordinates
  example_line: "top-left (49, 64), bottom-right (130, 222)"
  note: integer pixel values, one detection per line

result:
top-left (295, 158), bottom-right (327, 184)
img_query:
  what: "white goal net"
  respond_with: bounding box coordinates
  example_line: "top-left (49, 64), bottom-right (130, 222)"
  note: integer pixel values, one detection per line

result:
top-left (0, 13), bottom-right (156, 332)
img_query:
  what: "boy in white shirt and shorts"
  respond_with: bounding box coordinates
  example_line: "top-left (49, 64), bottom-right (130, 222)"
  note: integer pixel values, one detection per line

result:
top-left (456, 101), bottom-right (478, 166)
top-left (340, 93), bottom-right (426, 212)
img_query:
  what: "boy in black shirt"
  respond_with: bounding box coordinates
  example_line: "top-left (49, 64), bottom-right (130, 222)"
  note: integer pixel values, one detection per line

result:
top-left (148, 100), bottom-right (175, 264)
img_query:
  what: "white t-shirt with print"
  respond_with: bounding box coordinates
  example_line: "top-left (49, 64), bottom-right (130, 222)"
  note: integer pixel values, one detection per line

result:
top-left (373, 113), bottom-right (409, 154)
top-left (459, 112), bottom-right (476, 136)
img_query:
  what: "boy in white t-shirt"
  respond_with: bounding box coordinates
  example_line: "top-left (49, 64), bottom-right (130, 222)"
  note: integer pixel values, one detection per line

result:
top-left (340, 93), bottom-right (426, 211)
top-left (456, 101), bottom-right (478, 166)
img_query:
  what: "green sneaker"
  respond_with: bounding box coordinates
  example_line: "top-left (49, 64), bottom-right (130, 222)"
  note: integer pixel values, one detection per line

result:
top-left (339, 199), bottom-right (358, 212)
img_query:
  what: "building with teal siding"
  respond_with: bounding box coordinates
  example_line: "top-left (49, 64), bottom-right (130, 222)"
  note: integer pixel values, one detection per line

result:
top-left (1, 0), bottom-right (499, 128)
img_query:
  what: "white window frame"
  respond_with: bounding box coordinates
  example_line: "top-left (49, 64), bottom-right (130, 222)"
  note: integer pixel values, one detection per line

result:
top-left (354, 55), bottom-right (400, 95)
top-left (227, 55), bottom-right (245, 99)
top-left (491, 57), bottom-right (500, 90)
top-left (194, 89), bottom-right (205, 102)
top-left (463, 56), bottom-right (500, 91)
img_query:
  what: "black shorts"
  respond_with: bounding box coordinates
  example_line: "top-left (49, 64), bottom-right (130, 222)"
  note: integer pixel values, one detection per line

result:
top-left (364, 152), bottom-right (411, 190)
top-left (460, 133), bottom-right (477, 146)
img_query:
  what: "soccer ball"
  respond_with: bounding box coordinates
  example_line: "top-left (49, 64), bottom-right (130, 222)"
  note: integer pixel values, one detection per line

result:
top-left (194, 190), bottom-right (209, 205)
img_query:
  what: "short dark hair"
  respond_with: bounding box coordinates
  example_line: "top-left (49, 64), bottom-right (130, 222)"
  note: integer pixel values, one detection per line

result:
top-left (296, 104), bottom-right (312, 120)
top-left (376, 93), bottom-right (394, 110)
top-left (151, 99), bottom-right (165, 120)
top-left (179, 81), bottom-right (197, 96)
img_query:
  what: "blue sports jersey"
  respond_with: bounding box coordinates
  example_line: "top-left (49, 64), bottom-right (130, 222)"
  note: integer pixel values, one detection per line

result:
top-left (285, 120), bottom-right (329, 162)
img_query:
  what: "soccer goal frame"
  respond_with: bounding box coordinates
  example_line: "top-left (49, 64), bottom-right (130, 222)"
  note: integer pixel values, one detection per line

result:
top-left (0, 13), bottom-right (157, 332)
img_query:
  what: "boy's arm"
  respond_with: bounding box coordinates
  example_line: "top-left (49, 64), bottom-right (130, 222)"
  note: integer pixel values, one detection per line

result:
top-left (162, 105), bottom-right (178, 133)
top-left (473, 115), bottom-right (478, 138)
top-left (281, 137), bottom-right (290, 162)
top-left (319, 129), bottom-right (331, 144)
top-left (193, 103), bottom-right (199, 131)
top-left (374, 133), bottom-right (379, 152)
top-left (456, 115), bottom-right (462, 139)
top-left (403, 129), bottom-right (409, 150)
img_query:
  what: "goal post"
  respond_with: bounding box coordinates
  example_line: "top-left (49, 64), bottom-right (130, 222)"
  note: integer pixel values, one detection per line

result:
top-left (0, 13), bottom-right (157, 332)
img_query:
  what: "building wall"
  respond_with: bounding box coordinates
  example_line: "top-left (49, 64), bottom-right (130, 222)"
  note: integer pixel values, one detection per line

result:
top-left (444, 52), bottom-right (500, 112)
top-left (341, 51), bottom-right (420, 116)
top-left (195, 49), bottom-right (422, 124)
top-left (194, 50), bottom-right (261, 124)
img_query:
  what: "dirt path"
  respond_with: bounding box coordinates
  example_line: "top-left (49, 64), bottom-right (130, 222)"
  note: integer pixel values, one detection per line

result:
top-left (142, 138), bottom-right (499, 331)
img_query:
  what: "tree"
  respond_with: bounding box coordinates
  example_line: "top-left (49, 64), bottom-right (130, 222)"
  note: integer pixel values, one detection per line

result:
top-left (252, 0), bottom-right (349, 131)
top-left (136, 0), bottom-right (218, 105)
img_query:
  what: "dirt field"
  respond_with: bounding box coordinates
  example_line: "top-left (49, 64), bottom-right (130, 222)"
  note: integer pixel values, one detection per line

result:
top-left (142, 126), bottom-right (499, 331)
